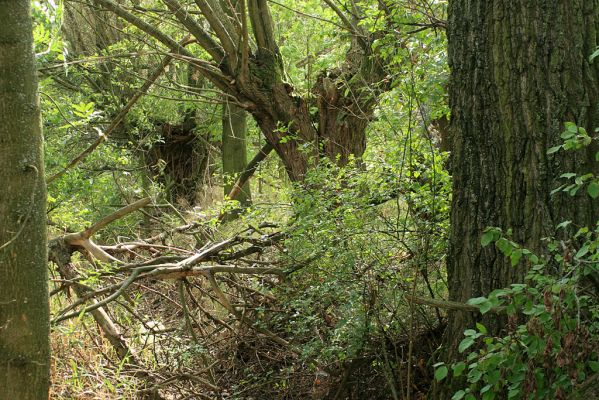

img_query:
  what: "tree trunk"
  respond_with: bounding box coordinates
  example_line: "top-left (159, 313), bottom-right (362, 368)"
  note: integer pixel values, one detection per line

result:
top-left (440, 0), bottom-right (599, 394)
top-left (0, 1), bottom-right (50, 398)
top-left (243, 38), bottom-right (386, 180)
top-left (222, 101), bottom-right (252, 207)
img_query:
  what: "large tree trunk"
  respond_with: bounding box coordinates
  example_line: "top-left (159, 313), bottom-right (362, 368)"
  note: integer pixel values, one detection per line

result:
top-left (0, 2), bottom-right (50, 398)
top-left (241, 36), bottom-right (386, 180)
top-left (222, 101), bottom-right (252, 207)
top-left (440, 0), bottom-right (599, 393)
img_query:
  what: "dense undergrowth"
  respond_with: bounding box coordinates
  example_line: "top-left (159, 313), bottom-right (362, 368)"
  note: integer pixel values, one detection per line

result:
top-left (48, 142), bottom-right (451, 399)
top-left (35, 1), bottom-right (598, 399)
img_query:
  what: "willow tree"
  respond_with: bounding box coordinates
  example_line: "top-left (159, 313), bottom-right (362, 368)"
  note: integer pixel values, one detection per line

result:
top-left (0, 1), bottom-right (50, 398)
top-left (442, 0), bottom-right (599, 389)
top-left (87, 0), bottom-right (392, 181)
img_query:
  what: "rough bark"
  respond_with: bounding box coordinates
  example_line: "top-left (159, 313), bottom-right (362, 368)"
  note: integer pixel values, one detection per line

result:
top-left (241, 33), bottom-right (387, 180)
top-left (0, 1), bottom-right (50, 398)
top-left (439, 0), bottom-right (599, 394)
top-left (222, 101), bottom-right (252, 206)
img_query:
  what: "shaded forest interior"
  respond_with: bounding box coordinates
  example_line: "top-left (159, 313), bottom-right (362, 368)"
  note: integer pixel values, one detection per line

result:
top-left (1, 1), bottom-right (598, 400)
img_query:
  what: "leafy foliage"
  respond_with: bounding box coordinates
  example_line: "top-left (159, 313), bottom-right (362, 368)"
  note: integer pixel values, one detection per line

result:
top-left (436, 127), bottom-right (599, 400)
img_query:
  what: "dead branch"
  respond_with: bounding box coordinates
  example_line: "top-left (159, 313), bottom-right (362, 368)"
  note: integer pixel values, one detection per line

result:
top-left (60, 197), bottom-right (151, 263)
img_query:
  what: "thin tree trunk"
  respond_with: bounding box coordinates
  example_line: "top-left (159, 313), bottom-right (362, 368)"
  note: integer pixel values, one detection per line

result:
top-left (222, 101), bottom-right (252, 207)
top-left (0, 1), bottom-right (50, 398)
top-left (438, 0), bottom-right (599, 395)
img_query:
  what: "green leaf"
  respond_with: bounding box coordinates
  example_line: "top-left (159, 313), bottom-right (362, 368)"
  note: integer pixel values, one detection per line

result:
top-left (565, 122), bottom-right (578, 133)
top-left (459, 337), bottom-right (475, 353)
top-left (481, 231), bottom-right (496, 247)
top-left (510, 249), bottom-right (523, 266)
top-left (590, 47), bottom-right (599, 63)
top-left (467, 297), bottom-right (488, 306)
top-left (479, 301), bottom-right (493, 314)
top-left (595, 151), bottom-right (599, 162)
top-left (588, 361), bottom-right (599, 372)
top-left (556, 220), bottom-right (572, 230)
top-left (489, 288), bottom-right (511, 298)
top-left (435, 365), bottom-right (448, 381)
top-left (576, 244), bottom-right (590, 258)
top-left (588, 181), bottom-right (599, 199)
top-left (476, 323), bottom-right (487, 334)
top-left (452, 362), bottom-right (466, 377)
top-left (468, 368), bottom-right (483, 383)
top-left (528, 253), bottom-right (539, 264)
top-left (547, 145), bottom-right (562, 154)
top-left (561, 131), bottom-right (575, 140)
top-left (482, 390), bottom-right (496, 400)
top-left (496, 238), bottom-right (513, 256)
top-left (560, 173), bottom-right (577, 179)
top-left (452, 390), bottom-right (466, 400)
top-left (508, 389), bottom-right (520, 398)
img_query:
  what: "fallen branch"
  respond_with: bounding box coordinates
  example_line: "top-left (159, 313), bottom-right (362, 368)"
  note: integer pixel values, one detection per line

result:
top-left (60, 197), bottom-right (151, 262)
top-left (144, 264), bottom-right (285, 280)
top-left (52, 268), bottom-right (144, 324)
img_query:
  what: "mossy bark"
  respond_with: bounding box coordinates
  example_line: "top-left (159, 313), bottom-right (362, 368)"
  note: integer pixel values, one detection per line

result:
top-left (438, 0), bottom-right (599, 396)
top-left (0, 1), bottom-right (50, 398)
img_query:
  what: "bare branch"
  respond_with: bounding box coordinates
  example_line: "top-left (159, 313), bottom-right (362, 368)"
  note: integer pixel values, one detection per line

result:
top-left (322, 0), bottom-right (367, 48)
top-left (45, 36), bottom-right (189, 184)
top-left (226, 143), bottom-right (273, 201)
top-left (161, 0), bottom-right (226, 63)
top-left (247, 0), bottom-right (277, 53)
top-left (146, 264), bottom-right (285, 280)
top-left (404, 294), bottom-right (505, 314)
top-left (85, 197), bottom-right (151, 237)
top-left (52, 268), bottom-right (143, 324)
top-left (91, 0), bottom-right (190, 55)
top-left (192, 0), bottom-right (239, 68)
top-left (60, 198), bottom-right (151, 263)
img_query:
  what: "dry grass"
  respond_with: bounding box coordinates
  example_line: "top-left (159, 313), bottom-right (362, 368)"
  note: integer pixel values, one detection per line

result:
top-left (50, 320), bottom-right (143, 399)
